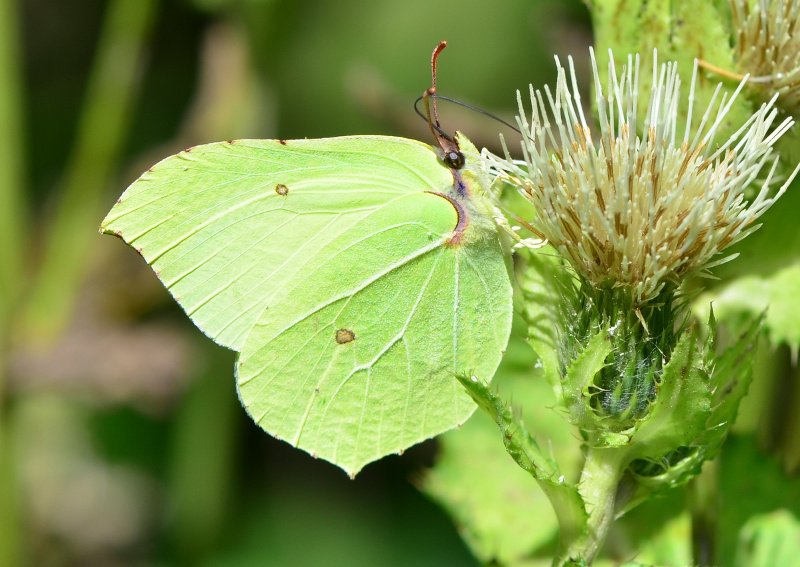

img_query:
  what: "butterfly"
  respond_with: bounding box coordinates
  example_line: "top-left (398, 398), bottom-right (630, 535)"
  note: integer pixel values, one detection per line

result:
top-left (101, 44), bottom-right (513, 476)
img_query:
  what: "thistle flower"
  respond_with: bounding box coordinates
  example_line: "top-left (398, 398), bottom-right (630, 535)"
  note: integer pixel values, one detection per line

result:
top-left (731, 0), bottom-right (800, 112)
top-left (486, 48), bottom-right (799, 306)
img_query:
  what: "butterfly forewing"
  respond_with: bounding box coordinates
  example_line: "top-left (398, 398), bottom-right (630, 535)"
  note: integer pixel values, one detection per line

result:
top-left (101, 137), bottom-right (453, 350)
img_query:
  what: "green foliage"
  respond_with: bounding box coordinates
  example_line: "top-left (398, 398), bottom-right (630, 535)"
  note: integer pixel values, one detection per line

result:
top-left (519, 249), bottom-right (571, 393)
top-left (425, 338), bottom-right (583, 565)
top-left (625, 325), bottom-right (712, 461)
top-left (591, 0), bottom-right (753, 144)
top-left (718, 434), bottom-right (800, 566)
top-left (424, 408), bottom-right (560, 564)
top-left (513, 242), bottom-right (764, 563)
top-left (561, 329), bottom-right (612, 434)
top-left (735, 510), bottom-right (800, 567)
top-left (617, 508), bottom-right (693, 566)
top-left (454, 371), bottom-right (589, 554)
top-left (697, 263), bottom-right (800, 351)
top-left (698, 314), bottom-right (763, 458)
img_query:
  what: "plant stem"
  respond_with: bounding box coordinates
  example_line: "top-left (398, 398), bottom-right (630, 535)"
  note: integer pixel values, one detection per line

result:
top-left (689, 459), bottom-right (719, 567)
top-left (556, 447), bottom-right (627, 566)
top-left (0, 403), bottom-right (20, 567)
top-left (0, 0), bottom-right (25, 563)
top-left (167, 348), bottom-right (239, 562)
top-left (0, 0), bottom-right (25, 331)
top-left (19, 0), bottom-right (159, 343)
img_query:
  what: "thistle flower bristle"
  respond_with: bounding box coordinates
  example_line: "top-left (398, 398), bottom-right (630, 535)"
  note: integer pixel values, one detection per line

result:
top-left (731, 0), bottom-right (800, 112)
top-left (485, 47), bottom-right (800, 305)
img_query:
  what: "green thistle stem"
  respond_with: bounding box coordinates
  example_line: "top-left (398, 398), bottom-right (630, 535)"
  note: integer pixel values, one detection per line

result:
top-left (557, 447), bottom-right (627, 566)
top-left (689, 459), bottom-right (719, 566)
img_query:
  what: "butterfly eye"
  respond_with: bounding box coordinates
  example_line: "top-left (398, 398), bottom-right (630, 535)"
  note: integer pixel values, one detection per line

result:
top-left (444, 150), bottom-right (465, 170)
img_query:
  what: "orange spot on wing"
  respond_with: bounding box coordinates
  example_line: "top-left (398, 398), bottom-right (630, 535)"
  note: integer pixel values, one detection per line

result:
top-left (335, 329), bottom-right (356, 344)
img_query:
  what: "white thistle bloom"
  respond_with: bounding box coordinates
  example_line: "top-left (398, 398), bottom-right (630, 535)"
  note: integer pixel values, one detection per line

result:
top-left (485, 48), bottom-right (800, 305)
top-left (731, 0), bottom-right (800, 111)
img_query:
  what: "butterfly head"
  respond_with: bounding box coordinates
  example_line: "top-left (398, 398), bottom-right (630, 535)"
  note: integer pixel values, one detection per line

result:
top-left (442, 147), bottom-right (465, 170)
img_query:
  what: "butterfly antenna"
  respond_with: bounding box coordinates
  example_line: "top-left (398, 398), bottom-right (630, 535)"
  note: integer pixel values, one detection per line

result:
top-left (429, 40), bottom-right (446, 131)
top-left (428, 94), bottom-right (521, 134)
top-left (419, 41), bottom-right (465, 169)
top-left (414, 42), bottom-right (519, 151)
top-left (413, 95), bottom-right (520, 136)
top-left (414, 95), bottom-right (456, 142)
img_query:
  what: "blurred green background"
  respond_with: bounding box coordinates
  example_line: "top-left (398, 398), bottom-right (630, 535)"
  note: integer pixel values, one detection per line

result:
top-left (1, 0), bottom-right (592, 565)
top-left (7, 1), bottom-right (800, 565)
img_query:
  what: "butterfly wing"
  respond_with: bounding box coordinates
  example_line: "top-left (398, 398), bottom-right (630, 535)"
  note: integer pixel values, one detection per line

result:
top-left (237, 189), bottom-right (512, 475)
top-left (102, 136), bottom-right (454, 350)
top-left (102, 136), bottom-right (512, 475)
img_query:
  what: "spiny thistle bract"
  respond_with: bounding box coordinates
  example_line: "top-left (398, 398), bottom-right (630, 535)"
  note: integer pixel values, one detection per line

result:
top-left (485, 48), bottom-right (799, 307)
top-left (731, 0), bottom-right (800, 113)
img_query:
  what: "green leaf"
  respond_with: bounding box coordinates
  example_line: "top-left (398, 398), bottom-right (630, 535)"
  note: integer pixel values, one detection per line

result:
top-left (520, 249), bottom-right (571, 393)
top-left (735, 510), bottom-right (800, 567)
top-left (455, 373), bottom-right (559, 478)
top-left (454, 372), bottom-right (588, 548)
top-left (563, 329), bottom-right (612, 435)
top-left (718, 434), bottom-right (800, 566)
top-left (424, 338), bottom-right (583, 565)
top-left (591, 0), bottom-right (753, 145)
top-left (627, 325), bottom-right (712, 462)
top-left (622, 316), bottom-right (761, 511)
top-left (102, 135), bottom-right (513, 475)
top-left (634, 507), bottom-right (692, 565)
top-left (697, 262), bottom-right (800, 351)
top-left (609, 490), bottom-right (691, 567)
top-left (424, 407), bottom-right (559, 565)
top-left (697, 313), bottom-right (763, 458)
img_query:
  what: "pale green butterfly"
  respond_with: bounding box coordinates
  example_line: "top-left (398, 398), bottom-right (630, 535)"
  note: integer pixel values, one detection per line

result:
top-left (101, 50), bottom-right (513, 476)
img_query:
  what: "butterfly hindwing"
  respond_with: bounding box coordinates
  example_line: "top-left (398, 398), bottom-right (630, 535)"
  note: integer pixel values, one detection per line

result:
top-left (236, 190), bottom-right (512, 474)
